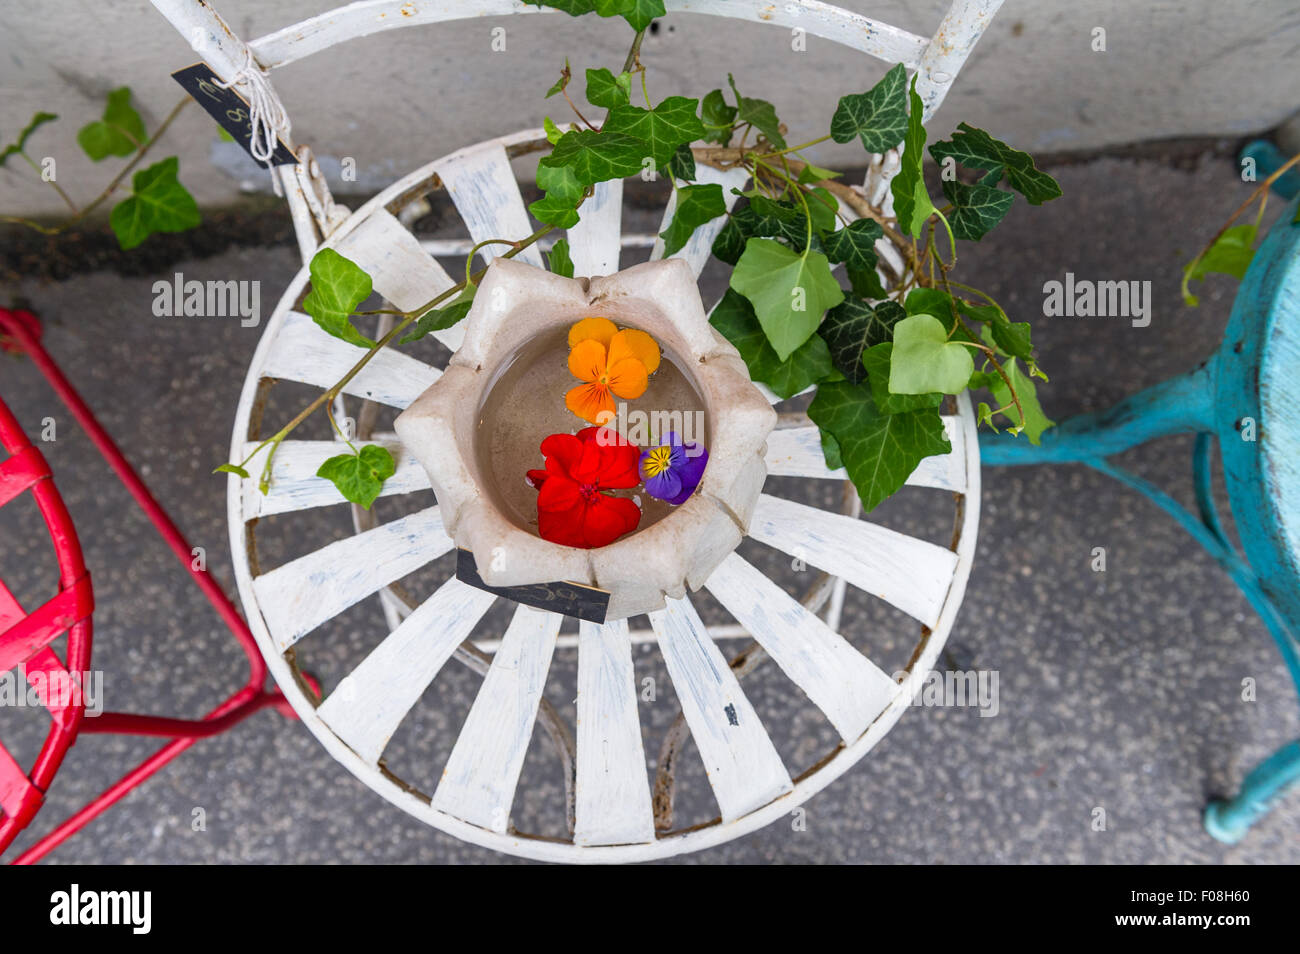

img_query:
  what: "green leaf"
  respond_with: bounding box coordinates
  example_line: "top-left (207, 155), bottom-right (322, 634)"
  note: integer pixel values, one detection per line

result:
top-left (1, 111), bottom-right (58, 165)
top-left (529, 193), bottom-right (581, 228)
top-left (730, 237), bottom-right (844, 362)
top-left (904, 287), bottom-right (962, 331)
top-left (820, 429), bottom-right (843, 470)
top-left (797, 163), bottom-right (841, 185)
top-left (78, 87), bottom-right (146, 161)
top-left (108, 156), bottom-right (200, 251)
top-left (216, 124), bottom-right (236, 143)
top-left (665, 142), bottom-right (695, 181)
top-left (302, 248), bottom-right (375, 348)
top-left (524, 0), bottom-right (596, 16)
top-left (830, 63), bottom-right (908, 152)
top-left (942, 178), bottom-right (1014, 241)
top-left (547, 237), bottom-right (575, 277)
top-left (980, 357), bottom-right (1053, 443)
top-left (805, 186), bottom-right (838, 234)
top-left (214, 463), bottom-right (250, 479)
top-left (929, 124), bottom-right (1062, 205)
top-left (401, 285), bottom-right (476, 344)
top-left (543, 116), bottom-right (563, 144)
top-left (710, 289), bottom-right (833, 399)
top-left (604, 97), bottom-right (705, 166)
top-left (1182, 223), bottom-right (1257, 306)
top-left (700, 89), bottom-right (737, 145)
top-left (536, 160), bottom-right (584, 203)
top-left (712, 214), bottom-right (748, 265)
top-left (541, 127), bottom-right (650, 184)
top-left (846, 265), bottom-right (888, 301)
top-left (821, 218), bottom-right (882, 270)
top-left (317, 444), bottom-right (396, 510)
top-left (807, 381), bottom-right (951, 511)
top-left (727, 74), bottom-right (785, 149)
top-left (659, 183), bottom-right (726, 256)
top-left (889, 313), bottom-right (974, 395)
top-left (861, 342), bottom-right (943, 413)
top-left (593, 0), bottom-right (665, 30)
top-left (586, 67), bottom-right (631, 109)
top-left (820, 297), bottom-right (904, 383)
top-left (544, 59), bottom-right (571, 99)
top-left (890, 76), bottom-right (937, 239)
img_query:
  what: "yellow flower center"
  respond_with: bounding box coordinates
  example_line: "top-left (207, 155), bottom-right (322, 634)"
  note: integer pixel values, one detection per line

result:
top-left (644, 446), bottom-right (673, 477)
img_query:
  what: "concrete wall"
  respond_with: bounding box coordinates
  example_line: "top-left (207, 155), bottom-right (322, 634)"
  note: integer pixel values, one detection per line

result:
top-left (2, 0), bottom-right (1297, 217)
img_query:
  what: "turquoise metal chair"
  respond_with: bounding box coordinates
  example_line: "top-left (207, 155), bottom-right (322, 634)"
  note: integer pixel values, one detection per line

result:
top-left (981, 165), bottom-right (1300, 843)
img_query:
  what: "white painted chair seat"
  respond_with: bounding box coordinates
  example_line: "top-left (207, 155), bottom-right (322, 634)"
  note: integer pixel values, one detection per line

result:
top-left (153, 0), bottom-right (996, 861)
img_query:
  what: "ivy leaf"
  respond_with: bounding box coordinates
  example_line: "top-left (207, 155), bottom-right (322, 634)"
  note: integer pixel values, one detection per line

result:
top-left (659, 183), bottom-right (726, 256)
top-left (109, 156), bottom-right (200, 251)
top-left (543, 116), bottom-right (563, 144)
top-left (700, 89), bottom-right (737, 145)
top-left (214, 463), bottom-right (250, 479)
top-left (797, 163), bottom-right (841, 185)
top-left (730, 237), bottom-right (844, 362)
top-left (1182, 223), bottom-right (1257, 306)
top-left (547, 237), bottom-right (575, 277)
top-left (524, 0), bottom-right (596, 16)
top-left (808, 381), bottom-right (951, 511)
top-left (820, 430), bottom-right (843, 470)
top-left (805, 186), bottom-right (838, 234)
top-left (664, 142), bottom-right (696, 181)
top-left (544, 59), bottom-right (571, 99)
top-left (942, 178), bottom-right (1014, 241)
top-left (541, 128), bottom-right (647, 185)
top-left (586, 67), bottom-right (631, 109)
top-left (727, 74), bottom-right (785, 149)
top-left (710, 289), bottom-right (833, 399)
top-left (847, 265), bottom-right (888, 300)
top-left (78, 87), bottom-right (146, 161)
top-left (890, 76), bottom-right (937, 239)
top-left (978, 357), bottom-right (1053, 443)
top-left (905, 286), bottom-right (960, 328)
top-left (604, 97), bottom-right (704, 166)
top-left (861, 343), bottom-right (943, 414)
top-left (830, 63), bottom-right (908, 152)
top-left (930, 123), bottom-right (1062, 205)
top-left (317, 444), bottom-right (396, 510)
top-left (303, 247), bottom-right (375, 347)
top-left (536, 159), bottom-right (584, 203)
top-left (1, 111), bottom-right (58, 165)
top-left (712, 214), bottom-right (748, 265)
top-left (889, 313), bottom-right (974, 395)
top-left (821, 218), bottom-right (883, 270)
top-left (593, 0), bottom-right (665, 30)
top-left (529, 193), bottom-right (581, 228)
top-left (401, 285), bottom-right (476, 344)
top-left (820, 297), bottom-right (904, 383)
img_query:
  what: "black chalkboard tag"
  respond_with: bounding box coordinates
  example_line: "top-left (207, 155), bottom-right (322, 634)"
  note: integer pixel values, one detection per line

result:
top-left (171, 62), bottom-right (296, 166)
top-left (456, 548), bottom-right (610, 624)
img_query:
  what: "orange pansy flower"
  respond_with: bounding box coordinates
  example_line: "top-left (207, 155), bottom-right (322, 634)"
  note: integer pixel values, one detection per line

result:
top-left (564, 318), bottom-right (662, 424)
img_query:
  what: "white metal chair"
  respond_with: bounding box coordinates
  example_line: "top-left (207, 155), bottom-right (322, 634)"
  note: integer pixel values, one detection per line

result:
top-left (152, 0), bottom-right (997, 861)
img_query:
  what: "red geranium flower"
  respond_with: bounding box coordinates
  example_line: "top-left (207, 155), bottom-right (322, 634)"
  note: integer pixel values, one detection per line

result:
top-left (526, 427), bottom-right (642, 548)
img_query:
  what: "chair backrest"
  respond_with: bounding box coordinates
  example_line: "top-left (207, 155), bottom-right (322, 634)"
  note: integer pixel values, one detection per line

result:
top-left (151, 0), bottom-right (1003, 250)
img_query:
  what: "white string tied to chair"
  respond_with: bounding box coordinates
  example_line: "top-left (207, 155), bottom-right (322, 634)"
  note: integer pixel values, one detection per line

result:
top-left (212, 47), bottom-right (290, 195)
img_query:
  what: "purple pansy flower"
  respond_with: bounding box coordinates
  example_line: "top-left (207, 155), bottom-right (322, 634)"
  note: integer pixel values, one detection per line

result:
top-left (639, 432), bottom-right (708, 505)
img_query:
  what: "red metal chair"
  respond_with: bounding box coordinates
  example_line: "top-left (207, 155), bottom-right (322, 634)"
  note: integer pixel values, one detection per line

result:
top-left (0, 306), bottom-right (306, 864)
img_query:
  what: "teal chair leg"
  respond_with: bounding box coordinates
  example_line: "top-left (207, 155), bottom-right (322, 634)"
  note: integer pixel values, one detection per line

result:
top-left (980, 351), bottom-right (1300, 844)
top-left (1205, 741), bottom-right (1300, 844)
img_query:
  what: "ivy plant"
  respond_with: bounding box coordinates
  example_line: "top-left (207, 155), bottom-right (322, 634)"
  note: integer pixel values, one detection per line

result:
top-left (2, 88), bottom-right (199, 249)
top-left (213, 8), bottom-right (1072, 514)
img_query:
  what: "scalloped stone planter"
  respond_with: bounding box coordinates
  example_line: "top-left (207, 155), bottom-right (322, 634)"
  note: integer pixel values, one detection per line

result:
top-left (394, 257), bottom-right (775, 621)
